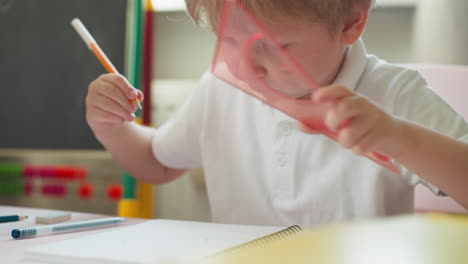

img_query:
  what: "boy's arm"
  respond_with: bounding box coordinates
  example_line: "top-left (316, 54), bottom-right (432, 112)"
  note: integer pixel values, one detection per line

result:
top-left (86, 73), bottom-right (187, 184)
top-left (394, 120), bottom-right (468, 209)
top-left (302, 84), bottom-right (468, 210)
top-left (93, 122), bottom-right (187, 184)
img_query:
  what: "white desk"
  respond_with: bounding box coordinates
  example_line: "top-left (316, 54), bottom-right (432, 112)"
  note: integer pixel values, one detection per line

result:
top-left (0, 206), bottom-right (145, 264)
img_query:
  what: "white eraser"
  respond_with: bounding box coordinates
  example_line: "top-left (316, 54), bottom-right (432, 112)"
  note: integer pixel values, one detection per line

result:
top-left (35, 212), bottom-right (71, 224)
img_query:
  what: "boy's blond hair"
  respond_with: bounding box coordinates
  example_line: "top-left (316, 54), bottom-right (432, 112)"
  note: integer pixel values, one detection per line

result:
top-left (185, 0), bottom-right (374, 33)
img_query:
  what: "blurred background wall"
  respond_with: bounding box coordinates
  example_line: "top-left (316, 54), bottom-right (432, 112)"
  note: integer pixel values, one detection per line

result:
top-left (412, 0), bottom-right (468, 64)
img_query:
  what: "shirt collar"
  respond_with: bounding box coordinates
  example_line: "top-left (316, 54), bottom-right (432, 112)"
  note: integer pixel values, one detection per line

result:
top-left (332, 38), bottom-right (368, 91)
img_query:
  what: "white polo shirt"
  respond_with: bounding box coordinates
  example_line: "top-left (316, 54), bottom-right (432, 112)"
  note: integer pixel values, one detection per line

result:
top-left (152, 39), bottom-right (468, 227)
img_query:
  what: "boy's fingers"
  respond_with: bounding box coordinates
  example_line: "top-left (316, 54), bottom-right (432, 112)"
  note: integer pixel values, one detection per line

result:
top-left (97, 81), bottom-right (137, 113)
top-left (336, 115), bottom-right (371, 149)
top-left (93, 95), bottom-right (135, 122)
top-left (313, 85), bottom-right (354, 103)
top-left (136, 90), bottom-right (144, 102)
top-left (87, 105), bottom-right (126, 124)
top-left (351, 132), bottom-right (378, 156)
top-left (298, 122), bottom-right (320, 134)
top-left (325, 95), bottom-right (363, 131)
top-left (100, 73), bottom-right (139, 100)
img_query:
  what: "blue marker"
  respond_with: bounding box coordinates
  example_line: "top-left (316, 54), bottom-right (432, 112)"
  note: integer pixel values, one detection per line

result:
top-left (11, 217), bottom-right (124, 239)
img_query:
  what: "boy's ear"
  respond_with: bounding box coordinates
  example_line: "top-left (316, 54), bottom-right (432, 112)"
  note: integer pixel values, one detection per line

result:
top-left (340, 6), bottom-right (370, 45)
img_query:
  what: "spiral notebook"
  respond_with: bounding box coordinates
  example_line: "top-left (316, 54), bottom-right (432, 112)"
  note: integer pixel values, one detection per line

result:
top-left (24, 219), bottom-right (301, 264)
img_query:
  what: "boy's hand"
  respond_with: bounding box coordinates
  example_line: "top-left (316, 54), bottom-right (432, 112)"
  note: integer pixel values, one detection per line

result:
top-left (86, 74), bottom-right (144, 130)
top-left (299, 85), bottom-right (404, 158)
top-left (297, 122), bottom-right (320, 134)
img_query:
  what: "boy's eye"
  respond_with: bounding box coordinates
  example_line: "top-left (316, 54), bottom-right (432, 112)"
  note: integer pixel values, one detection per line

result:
top-left (281, 44), bottom-right (291, 50)
top-left (258, 41), bottom-right (290, 53)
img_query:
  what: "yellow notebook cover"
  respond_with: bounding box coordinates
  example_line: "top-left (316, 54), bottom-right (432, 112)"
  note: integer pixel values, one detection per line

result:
top-left (202, 215), bottom-right (468, 264)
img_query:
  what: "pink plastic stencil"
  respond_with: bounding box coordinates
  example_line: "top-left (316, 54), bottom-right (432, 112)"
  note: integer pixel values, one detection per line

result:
top-left (211, 0), bottom-right (400, 174)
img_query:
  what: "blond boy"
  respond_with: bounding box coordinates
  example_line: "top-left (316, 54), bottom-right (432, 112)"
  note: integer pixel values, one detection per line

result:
top-left (85, 0), bottom-right (468, 226)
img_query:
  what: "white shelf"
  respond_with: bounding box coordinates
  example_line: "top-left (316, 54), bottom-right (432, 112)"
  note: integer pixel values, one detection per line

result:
top-left (376, 0), bottom-right (418, 7)
top-left (151, 0), bottom-right (186, 12)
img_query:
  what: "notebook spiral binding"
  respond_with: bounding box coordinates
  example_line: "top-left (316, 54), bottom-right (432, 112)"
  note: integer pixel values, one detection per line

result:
top-left (211, 225), bottom-right (302, 258)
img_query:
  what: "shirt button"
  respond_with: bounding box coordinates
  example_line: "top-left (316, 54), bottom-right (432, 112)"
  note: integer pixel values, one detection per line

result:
top-left (278, 157), bottom-right (287, 167)
top-left (275, 153), bottom-right (287, 167)
top-left (279, 121), bottom-right (293, 136)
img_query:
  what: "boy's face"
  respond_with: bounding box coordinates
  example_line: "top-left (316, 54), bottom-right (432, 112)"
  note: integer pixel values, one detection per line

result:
top-left (270, 21), bottom-right (347, 96)
top-left (220, 19), bottom-right (347, 99)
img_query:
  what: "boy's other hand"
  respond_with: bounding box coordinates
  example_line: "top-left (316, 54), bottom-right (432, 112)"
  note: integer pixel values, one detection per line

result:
top-left (86, 74), bottom-right (144, 130)
top-left (301, 85), bottom-right (404, 158)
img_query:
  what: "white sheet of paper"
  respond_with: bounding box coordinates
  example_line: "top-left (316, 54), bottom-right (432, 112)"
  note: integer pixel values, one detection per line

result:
top-left (25, 219), bottom-right (284, 264)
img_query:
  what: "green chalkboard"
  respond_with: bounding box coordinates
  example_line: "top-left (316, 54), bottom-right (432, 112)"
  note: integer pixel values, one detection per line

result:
top-left (0, 0), bottom-right (127, 149)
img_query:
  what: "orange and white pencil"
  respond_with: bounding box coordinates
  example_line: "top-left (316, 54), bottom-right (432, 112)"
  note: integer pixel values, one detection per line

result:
top-left (71, 18), bottom-right (142, 110)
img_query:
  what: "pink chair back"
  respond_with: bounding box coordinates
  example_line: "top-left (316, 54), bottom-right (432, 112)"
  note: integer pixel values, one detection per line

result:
top-left (406, 64), bottom-right (467, 213)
